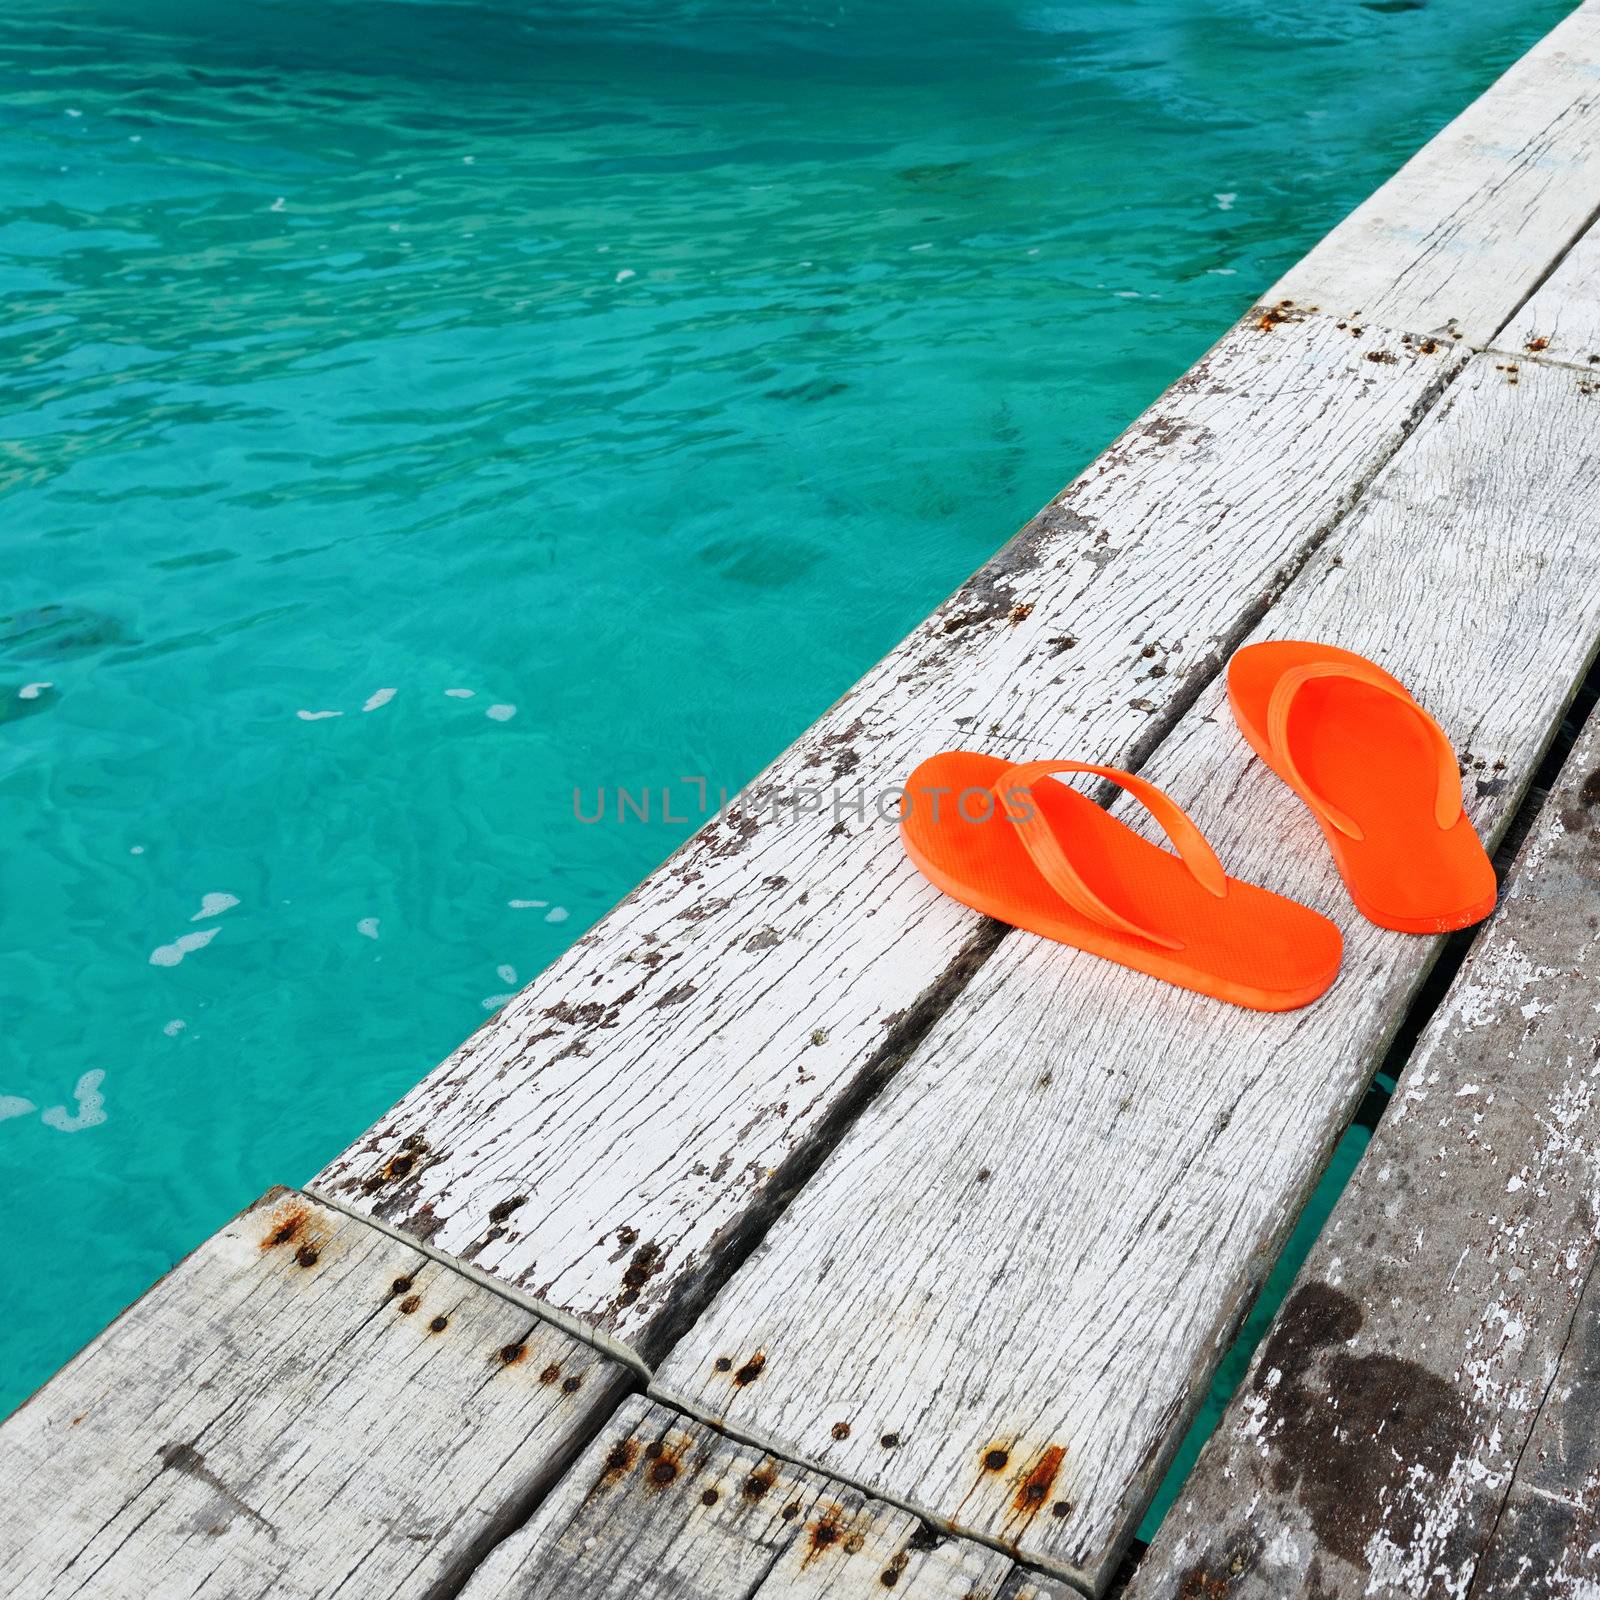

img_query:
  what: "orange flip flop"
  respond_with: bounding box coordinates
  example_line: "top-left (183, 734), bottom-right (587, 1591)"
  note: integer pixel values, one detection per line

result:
top-left (1228, 641), bottom-right (1495, 933)
top-left (899, 752), bottom-right (1342, 1011)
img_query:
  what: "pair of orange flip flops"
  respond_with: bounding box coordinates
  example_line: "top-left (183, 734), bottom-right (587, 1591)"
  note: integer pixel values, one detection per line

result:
top-left (899, 642), bottom-right (1497, 1012)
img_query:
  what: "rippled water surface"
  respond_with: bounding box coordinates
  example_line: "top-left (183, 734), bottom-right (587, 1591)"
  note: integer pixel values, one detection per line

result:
top-left (1, 0), bottom-right (1573, 1449)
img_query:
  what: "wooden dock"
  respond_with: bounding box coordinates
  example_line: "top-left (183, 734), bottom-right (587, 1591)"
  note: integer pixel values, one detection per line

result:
top-left (6, 6), bottom-right (1600, 1596)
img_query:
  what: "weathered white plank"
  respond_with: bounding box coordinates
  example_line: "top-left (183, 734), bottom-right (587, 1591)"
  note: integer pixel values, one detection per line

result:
top-left (1499, 209), bottom-right (1600, 367)
top-left (458, 1393), bottom-right (1018, 1599)
top-left (1268, 2), bottom-right (1600, 346)
top-left (1127, 707), bottom-right (1600, 1600)
top-left (651, 354), bottom-right (1600, 1594)
top-left (313, 310), bottom-right (1456, 1364)
top-left (0, 1189), bottom-right (629, 1600)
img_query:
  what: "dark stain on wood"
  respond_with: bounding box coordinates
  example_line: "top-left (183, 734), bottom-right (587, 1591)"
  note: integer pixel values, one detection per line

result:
top-left (157, 1440), bottom-right (279, 1540)
top-left (1251, 1281), bottom-right (1474, 1570)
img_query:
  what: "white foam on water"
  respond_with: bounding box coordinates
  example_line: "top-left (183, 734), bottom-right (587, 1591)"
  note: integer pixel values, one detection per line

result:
top-left (614, 268), bottom-right (636, 283)
top-left (363, 687), bottom-right (397, 712)
top-left (19, 681), bottom-right (52, 700)
top-left (130, 845), bottom-right (145, 855)
top-left (41, 1070), bottom-right (107, 1133)
top-left (486, 703), bottom-right (516, 721)
top-left (1214, 192), bottom-right (1237, 209)
top-left (150, 927), bottom-right (219, 967)
top-left (508, 898), bottom-right (547, 909)
top-left (297, 709), bottom-right (342, 721)
top-left (191, 892), bottom-right (239, 922)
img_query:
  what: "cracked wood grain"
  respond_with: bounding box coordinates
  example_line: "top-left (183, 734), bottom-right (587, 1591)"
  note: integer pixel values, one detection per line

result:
top-left (1470, 1264), bottom-right (1600, 1600)
top-left (312, 308), bottom-right (1458, 1366)
top-left (651, 353), bottom-right (1600, 1596)
top-left (1128, 704), bottom-right (1600, 1600)
top-left (1268, 2), bottom-right (1600, 347)
top-left (1498, 209), bottom-right (1600, 369)
top-left (0, 1190), bottom-right (629, 1600)
top-left (457, 1393), bottom-right (1019, 1600)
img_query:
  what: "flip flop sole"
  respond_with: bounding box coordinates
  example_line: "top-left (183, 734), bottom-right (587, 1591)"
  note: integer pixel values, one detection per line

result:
top-left (1229, 642), bottom-right (1496, 933)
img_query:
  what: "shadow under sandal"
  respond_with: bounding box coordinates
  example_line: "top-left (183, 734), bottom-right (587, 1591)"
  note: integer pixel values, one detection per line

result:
top-left (899, 752), bottom-right (1343, 1012)
top-left (1228, 639), bottom-right (1496, 933)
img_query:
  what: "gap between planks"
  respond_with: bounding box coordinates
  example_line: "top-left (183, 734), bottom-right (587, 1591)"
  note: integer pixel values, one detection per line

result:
top-left (313, 1182), bottom-right (655, 1377)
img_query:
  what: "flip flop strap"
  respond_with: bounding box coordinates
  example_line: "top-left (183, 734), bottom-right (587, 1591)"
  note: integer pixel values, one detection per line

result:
top-left (994, 760), bottom-right (1228, 952)
top-left (1265, 660), bottom-right (1463, 840)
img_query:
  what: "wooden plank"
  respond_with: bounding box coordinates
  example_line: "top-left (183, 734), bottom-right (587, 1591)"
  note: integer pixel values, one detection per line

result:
top-left (312, 310), bottom-right (1456, 1365)
top-left (650, 353), bottom-right (1600, 1595)
top-left (1000, 1579), bottom-right (1079, 1600)
top-left (1128, 706), bottom-right (1600, 1600)
top-left (0, 1189), bottom-right (630, 1600)
top-left (457, 1393), bottom-right (1018, 1599)
top-left (1268, 2), bottom-right (1600, 346)
top-left (1470, 1268), bottom-right (1600, 1600)
top-left (1499, 210), bottom-right (1600, 367)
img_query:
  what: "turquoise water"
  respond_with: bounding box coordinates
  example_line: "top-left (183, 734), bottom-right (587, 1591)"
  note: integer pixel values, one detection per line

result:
top-left (0, 0), bottom-right (1572, 1444)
